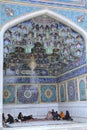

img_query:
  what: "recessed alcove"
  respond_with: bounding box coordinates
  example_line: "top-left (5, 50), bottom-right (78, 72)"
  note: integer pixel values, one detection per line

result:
top-left (0, 9), bottom-right (87, 129)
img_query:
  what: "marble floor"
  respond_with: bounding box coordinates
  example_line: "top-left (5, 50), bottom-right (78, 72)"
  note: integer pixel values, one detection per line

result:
top-left (2, 120), bottom-right (87, 130)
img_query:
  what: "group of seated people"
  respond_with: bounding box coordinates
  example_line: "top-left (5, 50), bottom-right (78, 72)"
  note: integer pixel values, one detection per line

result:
top-left (2, 112), bottom-right (34, 124)
top-left (46, 109), bottom-right (73, 121)
top-left (2, 110), bottom-right (73, 124)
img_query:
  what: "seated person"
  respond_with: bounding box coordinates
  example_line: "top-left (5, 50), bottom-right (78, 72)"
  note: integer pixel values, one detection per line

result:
top-left (5, 114), bottom-right (14, 124)
top-left (59, 111), bottom-right (65, 120)
top-left (18, 112), bottom-right (33, 121)
top-left (51, 109), bottom-right (55, 116)
top-left (53, 111), bottom-right (60, 120)
top-left (46, 111), bottom-right (53, 120)
top-left (64, 110), bottom-right (73, 121)
top-left (2, 113), bottom-right (6, 124)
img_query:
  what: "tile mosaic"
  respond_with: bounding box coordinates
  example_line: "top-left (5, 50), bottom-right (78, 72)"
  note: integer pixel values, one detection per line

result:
top-left (79, 79), bottom-right (86, 101)
top-left (3, 85), bottom-right (15, 104)
top-left (67, 79), bottom-right (78, 101)
top-left (58, 65), bottom-right (87, 82)
top-left (1, 0), bottom-right (87, 105)
top-left (1, 3), bottom-right (42, 25)
top-left (17, 85), bottom-right (39, 104)
top-left (4, 77), bottom-right (57, 84)
top-left (59, 83), bottom-right (66, 102)
top-left (12, 0), bottom-right (86, 7)
top-left (41, 85), bottom-right (57, 102)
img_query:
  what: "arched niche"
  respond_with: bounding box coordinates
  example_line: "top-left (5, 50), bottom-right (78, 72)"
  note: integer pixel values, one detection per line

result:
top-left (79, 80), bottom-right (86, 101)
top-left (0, 9), bottom-right (87, 127)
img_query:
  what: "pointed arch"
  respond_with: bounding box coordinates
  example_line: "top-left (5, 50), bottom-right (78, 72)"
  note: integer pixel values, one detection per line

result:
top-left (0, 9), bottom-right (87, 126)
top-left (1, 9), bottom-right (87, 36)
top-left (1, 9), bottom-right (87, 58)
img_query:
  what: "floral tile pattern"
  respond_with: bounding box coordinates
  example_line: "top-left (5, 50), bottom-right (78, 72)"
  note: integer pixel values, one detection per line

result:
top-left (79, 79), bottom-right (86, 101)
top-left (3, 85), bottom-right (15, 104)
top-left (41, 85), bottom-right (57, 102)
top-left (67, 80), bottom-right (78, 101)
top-left (17, 85), bottom-right (39, 104)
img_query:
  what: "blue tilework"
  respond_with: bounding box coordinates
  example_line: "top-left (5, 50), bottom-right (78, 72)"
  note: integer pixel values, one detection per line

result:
top-left (67, 79), bottom-right (78, 101)
top-left (12, 0), bottom-right (86, 8)
top-left (2, 1), bottom-right (87, 104)
top-left (4, 77), bottom-right (57, 84)
top-left (60, 84), bottom-right (66, 102)
top-left (0, 4), bottom-right (1, 25)
top-left (1, 3), bottom-right (42, 25)
top-left (52, 9), bottom-right (87, 31)
top-left (58, 65), bottom-right (87, 82)
top-left (79, 80), bottom-right (86, 101)
top-left (41, 85), bottom-right (57, 102)
top-left (0, 3), bottom-right (87, 31)
top-left (3, 65), bottom-right (87, 84)
top-left (3, 85), bottom-right (15, 104)
top-left (17, 85), bottom-right (39, 103)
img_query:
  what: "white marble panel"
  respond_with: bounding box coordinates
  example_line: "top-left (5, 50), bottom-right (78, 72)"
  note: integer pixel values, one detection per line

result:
top-left (3, 103), bottom-right (59, 119)
top-left (58, 101), bottom-right (87, 122)
top-left (2, 122), bottom-right (87, 130)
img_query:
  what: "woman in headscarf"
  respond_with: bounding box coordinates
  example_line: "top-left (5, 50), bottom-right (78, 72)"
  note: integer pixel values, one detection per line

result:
top-left (64, 110), bottom-right (73, 121)
top-left (6, 114), bottom-right (14, 124)
top-left (18, 112), bottom-right (33, 121)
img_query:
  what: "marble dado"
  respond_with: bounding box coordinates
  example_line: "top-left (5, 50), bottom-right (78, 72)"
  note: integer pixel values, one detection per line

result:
top-left (3, 103), bottom-right (59, 119)
top-left (2, 101), bottom-right (87, 129)
top-left (2, 125), bottom-right (87, 130)
top-left (58, 101), bottom-right (87, 122)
